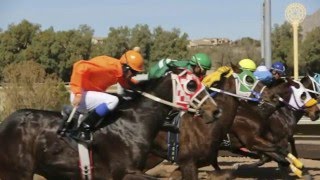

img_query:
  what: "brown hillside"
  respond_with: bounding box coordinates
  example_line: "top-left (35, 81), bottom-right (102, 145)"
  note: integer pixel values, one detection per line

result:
top-left (301, 9), bottom-right (320, 38)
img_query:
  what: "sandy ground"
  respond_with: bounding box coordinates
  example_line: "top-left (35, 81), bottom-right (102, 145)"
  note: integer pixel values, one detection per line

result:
top-left (34, 156), bottom-right (320, 179)
top-left (145, 156), bottom-right (320, 180)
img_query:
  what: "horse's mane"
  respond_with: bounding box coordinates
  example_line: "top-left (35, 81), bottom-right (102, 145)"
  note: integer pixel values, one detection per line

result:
top-left (268, 78), bottom-right (286, 87)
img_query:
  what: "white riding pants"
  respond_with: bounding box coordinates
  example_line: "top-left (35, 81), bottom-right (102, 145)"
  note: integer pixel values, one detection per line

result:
top-left (70, 91), bottom-right (119, 112)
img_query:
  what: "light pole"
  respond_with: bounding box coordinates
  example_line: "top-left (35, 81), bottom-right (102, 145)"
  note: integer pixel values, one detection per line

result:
top-left (285, 3), bottom-right (306, 80)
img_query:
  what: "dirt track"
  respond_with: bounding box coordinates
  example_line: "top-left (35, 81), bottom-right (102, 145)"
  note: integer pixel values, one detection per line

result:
top-left (33, 156), bottom-right (320, 179)
top-left (145, 156), bottom-right (320, 180)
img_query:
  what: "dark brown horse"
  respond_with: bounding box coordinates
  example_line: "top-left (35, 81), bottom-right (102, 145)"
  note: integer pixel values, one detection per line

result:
top-left (225, 77), bottom-right (319, 177)
top-left (0, 70), bottom-right (220, 179)
top-left (144, 64), bottom-right (288, 180)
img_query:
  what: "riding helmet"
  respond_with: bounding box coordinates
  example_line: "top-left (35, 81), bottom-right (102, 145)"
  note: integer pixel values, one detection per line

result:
top-left (271, 61), bottom-right (286, 75)
top-left (239, 59), bottom-right (257, 71)
top-left (120, 50), bottom-right (144, 72)
top-left (190, 53), bottom-right (212, 70)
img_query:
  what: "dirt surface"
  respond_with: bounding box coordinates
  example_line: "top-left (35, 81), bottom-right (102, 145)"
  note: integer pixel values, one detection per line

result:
top-left (34, 156), bottom-right (320, 179)
top-left (145, 156), bottom-right (320, 180)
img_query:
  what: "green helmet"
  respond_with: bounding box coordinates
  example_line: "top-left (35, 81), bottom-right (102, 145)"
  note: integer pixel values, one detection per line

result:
top-left (190, 53), bottom-right (212, 70)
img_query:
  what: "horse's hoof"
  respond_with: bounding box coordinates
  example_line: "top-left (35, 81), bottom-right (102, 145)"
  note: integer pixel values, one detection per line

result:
top-left (303, 174), bottom-right (312, 180)
top-left (232, 163), bottom-right (239, 170)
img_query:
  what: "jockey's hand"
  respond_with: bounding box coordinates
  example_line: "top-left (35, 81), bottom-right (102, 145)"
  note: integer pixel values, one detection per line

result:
top-left (72, 94), bottom-right (82, 107)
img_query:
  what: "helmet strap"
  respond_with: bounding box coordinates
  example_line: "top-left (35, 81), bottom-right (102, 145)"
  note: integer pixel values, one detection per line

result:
top-left (193, 56), bottom-right (204, 71)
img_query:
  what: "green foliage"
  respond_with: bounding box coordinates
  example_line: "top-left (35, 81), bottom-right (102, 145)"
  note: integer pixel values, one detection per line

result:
top-left (0, 61), bottom-right (69, 120)
top-left (150, 27), bottom-right (189, 66)
top-left (271, 22), bottom-right (298, 66)
top-left (131, 24), bottom-right (152, 68)
top-left (1, 19), bottom-right (319, 82)
top-left (0, 20), bottom-right (40, 79)
top-left (103, 26), bottom-right (131, 58)
top-left (301, 27), bottom-right (320, 63)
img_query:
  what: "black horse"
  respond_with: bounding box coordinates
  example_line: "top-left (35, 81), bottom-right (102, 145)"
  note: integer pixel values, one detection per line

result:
top-left (144, 64), bottom-right (287, 179)
top-left (0, 70), bottom-right (220, 179)
top-left (225, 77), bottom-right (320, 177)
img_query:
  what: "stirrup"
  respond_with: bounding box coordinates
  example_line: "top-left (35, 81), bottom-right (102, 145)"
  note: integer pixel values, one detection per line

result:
top-left (162, 122), bottom-right (180, 133)
top-left (70, 131), bottom-right (92, 145)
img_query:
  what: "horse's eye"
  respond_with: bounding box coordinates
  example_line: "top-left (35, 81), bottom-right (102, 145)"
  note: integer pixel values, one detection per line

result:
top-left (245, 76), bottom-right (254, 84)
top-left (187, 80), bottom-right (197, 92)
top-left (300, 92), bottom-right (307, 101)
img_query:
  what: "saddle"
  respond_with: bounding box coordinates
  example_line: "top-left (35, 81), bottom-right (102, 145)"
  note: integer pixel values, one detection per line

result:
top-left (57, 91), bottom-right (137, 138)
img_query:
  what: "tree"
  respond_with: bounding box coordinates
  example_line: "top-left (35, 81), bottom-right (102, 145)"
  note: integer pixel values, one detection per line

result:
top-left (271, 22), bottom-right (293, 65)
top-left (103, 26), bottom-right (131, 58)
top-left (301, 27), bottom-right (320, 64)
top-left (150, 27), bottom-right (189, 67)
top-left (0, 20), bottom-right (40, 79)
top-left (130, 24), bottom-right (152, 68)
top-left (1, 61), bottom-right (68, 119)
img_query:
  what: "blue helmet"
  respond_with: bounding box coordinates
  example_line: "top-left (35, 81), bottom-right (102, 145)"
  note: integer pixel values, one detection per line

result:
top-left (271, 61), bottom-right (286, 75)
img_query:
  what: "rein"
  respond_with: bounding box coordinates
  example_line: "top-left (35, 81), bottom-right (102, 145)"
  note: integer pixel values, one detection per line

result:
top-left (136, 90), bottom-right (197, 113)
top-left (209, 87), bottom-right (260, 102)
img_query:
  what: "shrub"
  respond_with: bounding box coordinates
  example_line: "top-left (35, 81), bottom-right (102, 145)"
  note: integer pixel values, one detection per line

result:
top-left (0, 60), bottom-right (69, 120)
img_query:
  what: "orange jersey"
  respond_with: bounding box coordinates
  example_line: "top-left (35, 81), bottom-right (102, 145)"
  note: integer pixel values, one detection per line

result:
top-left (70, 56), bottom-right (124, 95)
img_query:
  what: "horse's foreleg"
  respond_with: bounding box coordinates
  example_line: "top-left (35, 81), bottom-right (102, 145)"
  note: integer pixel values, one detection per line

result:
top-left (180, 161), bottom-right (198, 180)
top-left (263, 151), bottom-right (290, 167)
top-left (209, 148), bottom-right (221, 171)
top-left (250, 136), bottom-right (279, 152)
top-left (288, 136), bottom-right (298, 157)
top-left (237, 154), bottom-right (271, 169)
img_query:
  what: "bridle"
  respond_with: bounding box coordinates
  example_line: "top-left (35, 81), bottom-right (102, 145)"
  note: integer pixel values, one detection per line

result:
top-left (136, 69), bottom-right (216, 113)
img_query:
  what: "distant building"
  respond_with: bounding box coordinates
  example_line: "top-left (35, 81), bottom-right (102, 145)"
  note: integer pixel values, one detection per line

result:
top-left (188, 38), bottom-right (232, 48)
top-left (91, 37), bottom-right (105, 44)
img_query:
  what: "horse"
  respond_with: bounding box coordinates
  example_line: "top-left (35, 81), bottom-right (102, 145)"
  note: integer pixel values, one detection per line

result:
top-left (0, 70), bottom-right (221, 179)
top-left (143, 64), bottom-right (289, 180)
top-left (225, 77), bottom-right (320, 177)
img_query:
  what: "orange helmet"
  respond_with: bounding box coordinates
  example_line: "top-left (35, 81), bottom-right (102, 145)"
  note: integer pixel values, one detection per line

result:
top-left (120, 50), bottom-right (144, 72)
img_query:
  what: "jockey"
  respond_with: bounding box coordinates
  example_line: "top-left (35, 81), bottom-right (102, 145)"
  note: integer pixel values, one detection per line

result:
top-left (270, 61), bottom-right (286, 80)
top-left (69, 48), bottom-right (144, 143)
top-left (148, 53), bottom-right (212, 80)
top-left (148, 53), bottom-right (211, 132)
top-left (253, 65), bottom-right (273, 85)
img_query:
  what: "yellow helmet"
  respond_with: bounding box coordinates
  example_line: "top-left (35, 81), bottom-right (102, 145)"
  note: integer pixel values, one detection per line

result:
top-left (239, 58), bottom-right (256, 71)
top-left (120, 50), bottom-right (144, 72)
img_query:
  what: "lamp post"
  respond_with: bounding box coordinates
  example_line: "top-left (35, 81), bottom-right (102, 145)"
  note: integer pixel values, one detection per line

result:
top-left (285, 3), bottom-right (306, 80)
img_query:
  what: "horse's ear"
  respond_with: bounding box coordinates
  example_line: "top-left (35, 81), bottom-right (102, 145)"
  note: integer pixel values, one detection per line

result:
top-left (230, 62), bottom-right (241, 73)
top-left (286, 77), bottom-right (294, 83)
top-left (305, 64), bottom-right (314, 77)
top-left (168, 66), bottom-right (180, 74)
top-left (286, 77), bottom-right (299, 88)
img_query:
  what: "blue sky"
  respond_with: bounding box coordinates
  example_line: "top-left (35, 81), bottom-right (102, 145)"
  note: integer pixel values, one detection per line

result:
top-left (0, 0), bottom-right (319, 40)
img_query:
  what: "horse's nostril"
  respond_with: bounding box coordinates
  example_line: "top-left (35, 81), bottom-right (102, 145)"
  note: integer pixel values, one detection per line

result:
top-left (213, 108), bottom-right (222, 118)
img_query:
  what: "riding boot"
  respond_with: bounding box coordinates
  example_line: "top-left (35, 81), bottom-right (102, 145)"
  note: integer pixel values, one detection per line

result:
top-left (70, 110), bottom-right (102, 144)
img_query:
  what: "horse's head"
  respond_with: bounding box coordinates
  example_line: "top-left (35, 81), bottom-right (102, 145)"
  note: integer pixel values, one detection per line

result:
top-left (301, 67), bottom-right (320, 102)
top-left (204, 63), bottom-right (281, 119)
top-left (268, 78), bottom-right (320, 121)
top-left (142, 69), bottom-right (221, 124)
